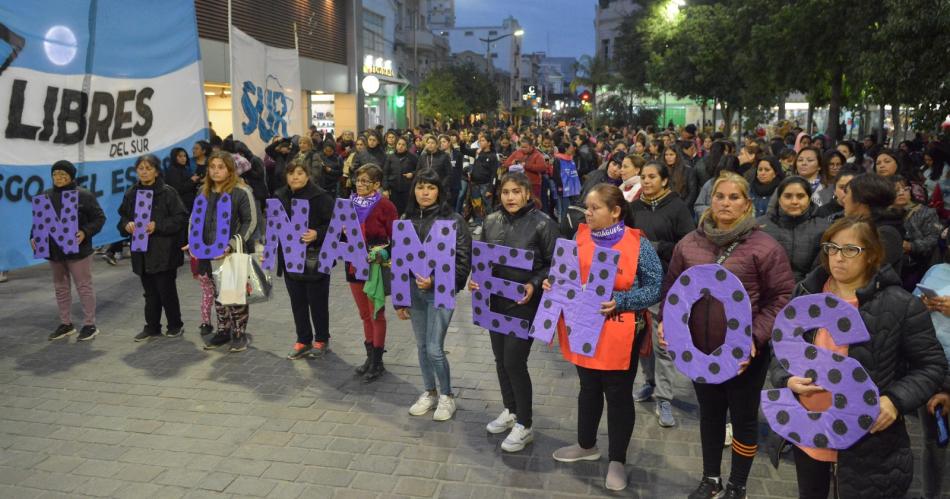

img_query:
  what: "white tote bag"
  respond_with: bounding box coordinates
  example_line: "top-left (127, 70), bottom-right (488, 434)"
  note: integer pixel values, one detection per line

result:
top-left (214, 236), bottom-right (250, 306)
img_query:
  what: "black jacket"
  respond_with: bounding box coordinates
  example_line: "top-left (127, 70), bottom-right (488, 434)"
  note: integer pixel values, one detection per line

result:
top-left (470, 150), bottom-right (498, 185)
top-left (626, 191), bottom-right (695, 272)
top-left (241, 155), bottom-right (269, 203)
top-left (265, 141), bottom-right (298, 195)
top-left (402, 204), bottom-right (472, 293)
top-left (757, 203), bottom-right (831, 283)
top-left (273, 182), bottom-right (335, 282)
top-left (117, 178), bottom-right (187, 275)
top-left (317, 152), bottom-right (343, 192)
top-left (417, 150), bottom-right (453, 185)
top-left (770, 265), bottom-right (947, 498)
top-left (35, 184), bottom-right (105, 261)
top-left (479, 205), bottom-right (558, 321)
top-left (352, 146), bottom-right (386, 172)
top-left (164, 164), bottom-right (197, 212)
top-left (382, 151), bottom-right (418, 194)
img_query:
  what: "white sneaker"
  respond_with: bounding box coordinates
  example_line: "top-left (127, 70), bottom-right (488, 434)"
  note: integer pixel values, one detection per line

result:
top-left (724, 423), bottom-right (733, 447)
top-left (409, 392), bottom-right (438, 416)
top-left (486, 409), bottom-right (517, 434)
top-left (500, 423), bottom-right (533, 452)
top-left (432, 395), bottom-right (456, 421)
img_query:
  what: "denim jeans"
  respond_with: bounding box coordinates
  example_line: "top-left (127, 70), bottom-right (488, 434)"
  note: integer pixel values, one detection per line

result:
top-left (456, 177), bottom-right (469, 214)
top-left (409, 283), bottom-right (455, 395)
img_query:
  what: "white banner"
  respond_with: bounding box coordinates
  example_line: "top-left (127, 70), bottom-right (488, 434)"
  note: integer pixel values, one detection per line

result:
top-left (230, 26), bottom-right (301, 156)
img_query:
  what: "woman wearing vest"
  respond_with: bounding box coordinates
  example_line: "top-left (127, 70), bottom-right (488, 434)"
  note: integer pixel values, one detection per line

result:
top-left (117, 154), bottom-right (188, 341)
top-left (349, 164), bottom-right (399, 382)
top-left (396, 169), bottom-right (472, 421)
top-left (547, 184), bottom-right (663, 491)
top-left (276, 158), bottom-right (336, 360)
top-left (469, 172), bottom-right (558, 453)
top-left (187, 152), bottom-right (257, 353)
top-left (660, 172), bottom-right (795, 499)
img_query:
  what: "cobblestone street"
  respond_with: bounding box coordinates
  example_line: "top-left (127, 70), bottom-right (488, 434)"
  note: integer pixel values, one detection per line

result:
top-left (0, 260), bottom-right (939, 498)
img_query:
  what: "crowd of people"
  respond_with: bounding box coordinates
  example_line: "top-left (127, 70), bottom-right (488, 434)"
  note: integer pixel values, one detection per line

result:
top-left (19, 119), bottom-right (950, 498)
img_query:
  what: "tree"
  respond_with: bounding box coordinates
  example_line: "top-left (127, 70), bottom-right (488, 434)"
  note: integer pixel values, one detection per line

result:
top-left (417, 64), bottom-right (500, 123)
top-left (570, 55), bottom-right (617, 129)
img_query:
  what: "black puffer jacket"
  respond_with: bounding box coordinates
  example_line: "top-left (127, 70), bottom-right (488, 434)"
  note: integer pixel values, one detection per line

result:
top-left (382, 151), bottom-right (418, 195)
top-left (757, 202), bottom-right (830, 283)
top-left (35, 184), bottom-right (106, 261)
top-left (163, 163), bottom-right (197, 212)
top-left (470, 150), bottom-right (498, 185)
top-left (417, 150), bottom-right (453, 186)
top-left (626, 191), bottom-right (695, 272)
top-left (769, 265), bottom-right (948, 499)
top-left (273, 182), bottom-right (335, 282)
top-left (401, 204), bottom-right (472, 293)
top-left (478, 205), bottom-right (558, 321)
top-left (352, 144), bottom-right (387, 172)
top-left (117, 178), bottom-right (187, 275)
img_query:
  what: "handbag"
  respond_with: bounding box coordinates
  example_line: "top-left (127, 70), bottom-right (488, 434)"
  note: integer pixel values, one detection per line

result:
top-left (212, 235), bottom-right (273, 305)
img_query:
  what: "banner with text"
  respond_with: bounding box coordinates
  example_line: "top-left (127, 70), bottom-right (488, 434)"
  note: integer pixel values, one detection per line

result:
top-left (230, 26), bottom-right (301, 157)
top-left (0, 0), bottom-right (207, 270)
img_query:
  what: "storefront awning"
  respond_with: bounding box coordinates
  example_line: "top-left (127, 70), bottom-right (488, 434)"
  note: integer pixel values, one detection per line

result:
top-left (375, 73), bottom-right (410, 86)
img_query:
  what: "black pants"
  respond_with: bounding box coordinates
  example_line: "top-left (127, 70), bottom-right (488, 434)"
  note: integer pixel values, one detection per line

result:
top-left (693, 344), bottom-right (771, 486)
top-left (490, 331), bottom-right (534, 428)
top-left (284, 276), bottom-right (330, 344)
top-left (792, 445), bottom-right (833, 499)
top-left (140, 269), bottom-right (183, 331)
top-left (576, 336), bottom-right (642, 463)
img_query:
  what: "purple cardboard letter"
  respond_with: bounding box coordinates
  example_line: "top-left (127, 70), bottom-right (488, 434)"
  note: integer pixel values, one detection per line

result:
top-left (30, 191), bottom-right (80, 258)
top-left (391, 220), bottom-right (458, 309)
top-left (130, 190), bottom-right (153, 252)
top-left (470, 240), bottom-right (535, 339)
top-left (529, 238), bottom-right (618, 357)
top-left (316, 199), bottom-right (369, 278)
top-left (262, 198), bottom-right (309, 272)
top-left (188, 192), bottom-right (232, 259)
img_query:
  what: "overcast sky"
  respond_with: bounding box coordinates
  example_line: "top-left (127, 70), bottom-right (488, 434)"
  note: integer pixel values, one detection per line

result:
top-left (453, 0), bottom-right (595, 59)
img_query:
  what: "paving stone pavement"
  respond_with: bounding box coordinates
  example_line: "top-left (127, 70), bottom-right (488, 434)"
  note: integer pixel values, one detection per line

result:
top-left (0, 258), bottom-right (945, 498)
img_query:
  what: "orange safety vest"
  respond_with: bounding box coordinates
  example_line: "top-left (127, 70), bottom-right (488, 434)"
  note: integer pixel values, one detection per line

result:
top-left (557, 224), bottom-right (641, 370)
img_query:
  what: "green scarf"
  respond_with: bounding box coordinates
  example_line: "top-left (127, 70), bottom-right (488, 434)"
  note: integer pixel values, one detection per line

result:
top-left (363, 246), bottom-right (389, 315)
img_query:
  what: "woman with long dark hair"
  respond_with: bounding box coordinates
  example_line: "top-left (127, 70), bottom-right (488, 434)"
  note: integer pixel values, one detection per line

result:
top-left (164, 147), bottom-right (197, 213)
top-left (757, 176), bottom-right (830, 283)
top-left (396, 169), bottom-right (472, 421)
top-left (382, 136), bottom-right (418, 214)
top-left (749, 156), bottom-right (785, 217)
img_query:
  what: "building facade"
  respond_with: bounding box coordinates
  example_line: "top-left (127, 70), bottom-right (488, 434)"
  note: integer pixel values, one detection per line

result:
top-left (441, 16), bottom-right (524, 111)
top-left (594, 0), bottom-right (640, 63)
top-left (425, 0), bottom-right (455, 29)
top-left (393, 0), bottom-right (451, 127)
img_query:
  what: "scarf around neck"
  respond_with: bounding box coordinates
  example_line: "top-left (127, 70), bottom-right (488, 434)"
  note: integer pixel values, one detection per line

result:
top-left (591, 221), bottom-right (626, 248)
top-left (351, 191), bottom-right (381, 223)
top-left (701, 212), bottom-right (756, 248)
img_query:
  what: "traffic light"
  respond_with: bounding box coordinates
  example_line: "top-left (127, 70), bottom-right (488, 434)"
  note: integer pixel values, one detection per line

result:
top-left (579, 90), bottom-right (591, 102)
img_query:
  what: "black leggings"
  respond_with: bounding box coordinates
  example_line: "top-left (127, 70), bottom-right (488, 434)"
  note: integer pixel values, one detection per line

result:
top-left (490, 331), bottom-right (534, 428)
top-left (792, 445), bottom-right (834, 499)
top-left (693, 344), bottom-right (771, 487)
top-left (576, 336), bottom-right (642, 463)
top-left (140, 269), bottom-right (182, 331)
top-left (284, 276), bottom-right (330, 344)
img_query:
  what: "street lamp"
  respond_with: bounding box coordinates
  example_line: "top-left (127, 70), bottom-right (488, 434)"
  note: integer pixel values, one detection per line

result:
top-left (480, 29), bottom-right (523, 118)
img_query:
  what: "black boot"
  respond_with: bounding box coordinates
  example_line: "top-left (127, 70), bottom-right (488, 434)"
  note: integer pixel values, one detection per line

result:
top-left (362, 347), bottom-right (385, 383)
top-left (355, 341), bottom-right (373, 375)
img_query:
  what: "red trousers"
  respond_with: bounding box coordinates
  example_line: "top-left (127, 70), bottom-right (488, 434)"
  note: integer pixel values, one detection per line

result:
top-left (349, 282), bottom-right (386, 347)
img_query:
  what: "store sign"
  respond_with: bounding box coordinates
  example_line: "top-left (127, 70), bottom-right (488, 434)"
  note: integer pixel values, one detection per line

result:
top-left (0, 0), bottom-right (208, 270)
top-left (363, 55), bottom-right (394, 78)
top-left (522, 84), bottom-right (540, 103)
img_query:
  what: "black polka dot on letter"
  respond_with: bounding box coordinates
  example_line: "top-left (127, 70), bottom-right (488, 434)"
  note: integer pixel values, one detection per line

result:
top-left (668, 294), bottom-right (679, 305)
top-left (715, 269), bottom-right (726, 281)
top-left (832, 420), bottom-right (848, 435)
top-left (679, 275), bottom-right (690, 286)
top-left (827, 369), bottom-right (842, 384)
top-left (582, 343), bottom-right (592, 353)
top-left (767, 390), bottom-right (780, 401)
top-left (813, 434), bottom-right (829, 448)
top-left (837, 317), bottom-right (852, 333)
top-left (732, 290), bottom-right (744, 302)
top-left (681, 351), bottom-right (693, 362)
top-left (784, 306), bottom-right (797, 319)
top-left (727, 318), bottom-right (739, 330)
top-left (863, 390), bottom-right (877, 406)
top-left (834, 393), bottom-right (847, 409)
top-left (773, 328), bottom-right (784, 342)
top-left (804, 346), bottom-right (818, 360)
top-left (732, 347), bottom-right (744, 359)
top-left (852, 367), bottom-right (868, 382)
top-left (776, 410), bottom-right (789, 425)
top-left (858, 414), bottom-right (873, 430)
top-left (808, 305), bottom-right (821, 318)
top-left (788, 432), bottom-right (801, 443)
top-left (709, 363), bottom-right (720, 374)
top-left (825, 296), bottom-right (838, 308)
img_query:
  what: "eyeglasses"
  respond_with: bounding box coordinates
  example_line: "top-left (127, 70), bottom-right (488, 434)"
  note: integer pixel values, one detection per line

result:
top-left (821, 242), bottom-right (866, 258)
top-left (355, 178), bottom-right (377, 185)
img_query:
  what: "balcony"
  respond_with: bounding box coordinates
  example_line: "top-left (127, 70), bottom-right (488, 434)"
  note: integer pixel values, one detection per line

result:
top-left (395, 28), bottom-right (449, 53)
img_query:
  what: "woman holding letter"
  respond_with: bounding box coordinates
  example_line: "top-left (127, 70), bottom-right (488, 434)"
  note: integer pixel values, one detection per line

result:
top-left (660, 171), bottom-right (794, 499)
top-left (770, 216), bottom-right (946, 499)
top-left (470, 172), bottom-right (558, 452)
top-left (546, 184), bottom-right (663, 491)
top-left (395, 169), bottom-right (472, 421)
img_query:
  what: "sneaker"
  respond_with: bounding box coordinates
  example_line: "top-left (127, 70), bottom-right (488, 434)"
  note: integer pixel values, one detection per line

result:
top-left (311, 341), bottom-right (328, 357)
top-left (409, 392), bottom-right (438, 416)
top-left (486, 409), bottom-right (517, 434)
top-left (605, 461), bottom-right (627, 491)
top-left (656, 400), bottom-right (676, 428)
top-left (724, 423), bottom-right (733, 447)
top-left (552, 443), bottom-right (601, 462)
top-left (688, 477), bottom-right (723, 499)
top-left (203, 331), bottom-right (230, 350)
top-left (164, 325), bottom-right (184, 338)
top-left (633, 383), bottom-right (655, 402)
top-left (500, 423), bottom-right (533, 452)
top-left (48, 323), bottom-right (76, 341)
top-left (101, 253), bottom-right (118, 266)
top-left (720, 483), bottom-right (747, 499)
top-left (229, 335), bottom-right (248, 353)
top-left (0, 271), bottom-right (8, 283)
top-left (287, 342), bottom-right (312, 360)
top-left (134, 328), bottom-right (162, 342)
top-left (77, 325), bottom-right (99, 341)
top-left (432, 395), bottom-right (456, 421)
top-left (199, 323), bottom-right (214, 336)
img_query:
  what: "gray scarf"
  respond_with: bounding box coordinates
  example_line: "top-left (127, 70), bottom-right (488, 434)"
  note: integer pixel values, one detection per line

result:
top-left (701, 212), bottom-right (757, 247)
